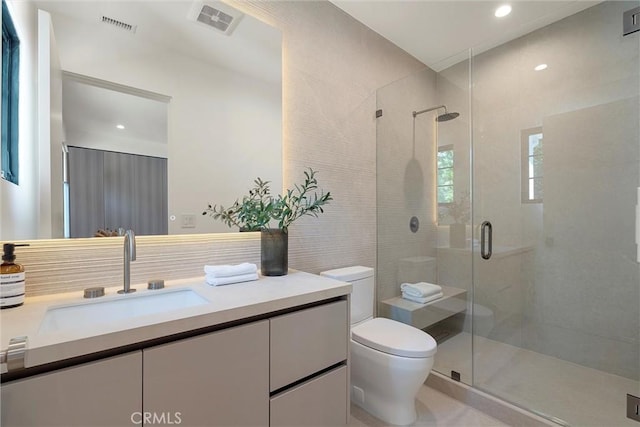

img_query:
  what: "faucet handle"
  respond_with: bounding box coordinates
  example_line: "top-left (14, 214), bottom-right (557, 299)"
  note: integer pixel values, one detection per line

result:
top-left (84, 287), bottom-right (105, 298)
top-left (125, 229), bottom-right (136, 261)
top-left (119, 229), bottom-right (137, 295)
top-left (148, 279), bottom-right (165, 290)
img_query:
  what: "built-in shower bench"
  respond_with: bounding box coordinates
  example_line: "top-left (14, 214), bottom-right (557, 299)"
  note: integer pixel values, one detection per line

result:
top-left (380, 285), bottom-right (467, 330)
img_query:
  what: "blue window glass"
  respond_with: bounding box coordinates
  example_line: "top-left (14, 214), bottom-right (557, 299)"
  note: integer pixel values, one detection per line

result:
top-left (2, 0), bottom-right (20, 184)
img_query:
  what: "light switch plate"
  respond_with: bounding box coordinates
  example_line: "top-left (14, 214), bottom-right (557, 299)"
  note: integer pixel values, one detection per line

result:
top-left (180, 214), bottom-right (196, 228)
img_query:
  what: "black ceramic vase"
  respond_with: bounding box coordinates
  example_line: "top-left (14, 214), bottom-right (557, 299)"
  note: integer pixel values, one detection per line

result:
top-left (261, 228), bottom-right (288, 276)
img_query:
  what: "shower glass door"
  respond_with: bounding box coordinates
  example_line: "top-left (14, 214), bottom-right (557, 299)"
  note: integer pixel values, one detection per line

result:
top-left (376, 50), bottom-right (473, 385)
top-left (471, 2), bottom-right (640, 425)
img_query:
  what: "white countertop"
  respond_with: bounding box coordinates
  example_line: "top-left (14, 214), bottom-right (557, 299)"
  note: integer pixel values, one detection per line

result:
top-left (1, 271), bottom-right (351, 373)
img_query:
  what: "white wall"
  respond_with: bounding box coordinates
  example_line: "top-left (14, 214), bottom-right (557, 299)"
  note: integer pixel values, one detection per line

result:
top-left (44, 10), bottom-right (282, 235)
top-left (0, 0), bottom-right (39, 240)
top-left (226, 0), bottom-right (427, 274)
top-left (37, 10), bottom-right (64, 239)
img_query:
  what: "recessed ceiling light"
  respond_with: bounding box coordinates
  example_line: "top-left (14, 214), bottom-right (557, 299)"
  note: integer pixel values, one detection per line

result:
top-left (534, 63), bottom-right (548, 71)
top-left (495, 4), bottom-right (512, 18)
top-left (116, 124), bottom-right (125, 130)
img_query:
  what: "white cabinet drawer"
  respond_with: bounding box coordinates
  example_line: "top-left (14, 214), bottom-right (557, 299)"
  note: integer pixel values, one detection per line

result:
top-left (143, 321), bottom-right (269, 426)
top-left (270, 300), bottom-right (348, 391)
top-left (270, 365), bottom-right (348, 426)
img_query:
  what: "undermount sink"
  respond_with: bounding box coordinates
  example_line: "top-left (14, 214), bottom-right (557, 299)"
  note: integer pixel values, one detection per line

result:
top-left (39, 288), bottom-right (209, 334)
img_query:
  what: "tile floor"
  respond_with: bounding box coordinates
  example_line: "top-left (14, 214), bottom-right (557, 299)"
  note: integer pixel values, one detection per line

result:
top-left (349, 385), bottom-right (508, 427)
top-left (347, 331), bottom-right (639, 426)
top-left (435, 332), bottom-right (640, 427)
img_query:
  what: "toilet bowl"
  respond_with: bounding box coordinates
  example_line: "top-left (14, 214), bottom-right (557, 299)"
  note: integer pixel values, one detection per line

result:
top-left (320, 266), bottom-right (437, 426)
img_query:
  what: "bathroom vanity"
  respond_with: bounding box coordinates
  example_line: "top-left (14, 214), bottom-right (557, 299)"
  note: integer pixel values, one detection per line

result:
top-left (0, 271), bottom-right (351, 426)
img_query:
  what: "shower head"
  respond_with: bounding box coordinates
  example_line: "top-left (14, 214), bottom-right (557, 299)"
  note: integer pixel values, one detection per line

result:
top-left (412, 105), bottom-right (460, 122)
top-left (436, 112), bottom-right (460, 122)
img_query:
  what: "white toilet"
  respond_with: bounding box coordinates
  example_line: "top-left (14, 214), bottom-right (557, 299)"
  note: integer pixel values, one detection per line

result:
top-left (320, 266), bottom-right (437, 426)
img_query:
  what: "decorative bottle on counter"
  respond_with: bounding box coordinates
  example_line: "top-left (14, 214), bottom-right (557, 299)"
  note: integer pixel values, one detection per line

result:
top-left (1, 243), bottom-right (29, 309)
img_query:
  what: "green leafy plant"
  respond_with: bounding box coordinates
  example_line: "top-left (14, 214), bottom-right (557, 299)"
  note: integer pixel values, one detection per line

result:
top-left (203, 168), bottom-right (332, 232)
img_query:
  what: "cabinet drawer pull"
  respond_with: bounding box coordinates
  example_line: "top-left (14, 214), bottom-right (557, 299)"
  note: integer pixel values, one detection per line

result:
top-left (0, 336), bottom-right (28, 372)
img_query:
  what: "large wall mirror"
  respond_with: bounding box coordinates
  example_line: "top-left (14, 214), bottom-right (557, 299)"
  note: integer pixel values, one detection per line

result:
top-left (32, 0), bottom-right (282, 238)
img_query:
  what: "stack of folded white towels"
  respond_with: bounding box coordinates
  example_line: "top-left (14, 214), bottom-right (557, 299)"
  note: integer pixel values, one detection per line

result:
top-left (204, 263), bottom-right (259, 286)
top-left (400, 282), bottom-right (443, 304)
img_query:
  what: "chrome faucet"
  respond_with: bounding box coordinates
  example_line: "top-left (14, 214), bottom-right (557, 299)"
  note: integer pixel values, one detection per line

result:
top-left (118, 229), bottom-right (137, 294)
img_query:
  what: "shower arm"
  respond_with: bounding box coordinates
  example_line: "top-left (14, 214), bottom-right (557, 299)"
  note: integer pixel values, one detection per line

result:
top-left (412, 105), bottom-right (447, 118)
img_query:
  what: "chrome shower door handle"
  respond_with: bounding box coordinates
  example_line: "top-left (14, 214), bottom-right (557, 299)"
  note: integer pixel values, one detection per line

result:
top-left (481, 221), bottom-right (493, 260)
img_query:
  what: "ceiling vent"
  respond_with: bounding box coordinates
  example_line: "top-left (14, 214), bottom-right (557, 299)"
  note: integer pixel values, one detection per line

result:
top-left (100, 16), bottom-right (137, 34)
top-left (188, 1), bottom-right (244, 36)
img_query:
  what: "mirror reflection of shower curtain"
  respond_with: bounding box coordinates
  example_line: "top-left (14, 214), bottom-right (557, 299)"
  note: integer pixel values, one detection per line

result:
top-left (67, 147), bottom-right (168, 238)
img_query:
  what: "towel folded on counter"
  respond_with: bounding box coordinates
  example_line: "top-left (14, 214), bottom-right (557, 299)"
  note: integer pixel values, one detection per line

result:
top-left (204, 263), bottom-right (259, 286)
top-left (401, 291), bottom-right (443, 305)
top-left (206, 272), bottom-right (259, 287)
top-left (400, 282), bottom-right (442, 298)
top-left (204, 262), bottom-right (258, 278)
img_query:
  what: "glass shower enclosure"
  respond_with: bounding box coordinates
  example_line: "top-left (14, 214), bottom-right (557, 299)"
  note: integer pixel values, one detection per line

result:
top-left (376, 2), bottom-right (639, 425)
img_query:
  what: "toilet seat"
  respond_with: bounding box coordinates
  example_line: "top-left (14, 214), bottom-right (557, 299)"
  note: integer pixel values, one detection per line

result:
top-left (351, 317), bottom-right (437, 358)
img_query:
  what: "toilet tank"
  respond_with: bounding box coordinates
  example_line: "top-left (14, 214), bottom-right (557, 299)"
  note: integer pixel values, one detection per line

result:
top-left (320, 266), bottom-right (374, 325)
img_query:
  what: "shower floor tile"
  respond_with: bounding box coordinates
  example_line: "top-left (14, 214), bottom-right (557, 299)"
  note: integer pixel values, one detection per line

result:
top-left (349, 385), bottom-right (508, 427)
top-left (436, 332), bottom-right (639, 427)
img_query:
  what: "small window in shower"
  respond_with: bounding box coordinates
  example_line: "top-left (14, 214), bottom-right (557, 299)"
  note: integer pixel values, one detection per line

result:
top-left (437, 145), bottom-right (454, 204)
top-left (521, 127), bottom-right (543, 203)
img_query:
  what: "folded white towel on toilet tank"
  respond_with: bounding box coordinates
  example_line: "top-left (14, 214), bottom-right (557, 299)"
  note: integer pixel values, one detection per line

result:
top-left (206, 272), bottom-right (259, 286)
top-left (204, 262), bottom-right (258, 278)
top-left (400, 282), bottom-right (442, 298)
top-left (402, 291), bottom-right (443, 305)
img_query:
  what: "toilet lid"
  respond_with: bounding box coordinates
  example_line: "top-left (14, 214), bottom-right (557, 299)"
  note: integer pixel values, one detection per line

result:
top-left (351, 318), bottom-right (437, 358)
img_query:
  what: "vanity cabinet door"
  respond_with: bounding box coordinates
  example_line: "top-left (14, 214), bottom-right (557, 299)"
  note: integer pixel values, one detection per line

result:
top-left (143, 320), bottom-right (269, 427)
top-left (270, 365), bottom-right (348, 427)
top-left (270, 300), bottom-right (348, 391)
top-left (0, 351), bottom-right (142, 426)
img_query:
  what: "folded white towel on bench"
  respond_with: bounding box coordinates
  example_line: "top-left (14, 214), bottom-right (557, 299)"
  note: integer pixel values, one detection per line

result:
top-left (400, 282), bottom-right (442, 298)
top-left (402, 291), bottom-right (443, 305)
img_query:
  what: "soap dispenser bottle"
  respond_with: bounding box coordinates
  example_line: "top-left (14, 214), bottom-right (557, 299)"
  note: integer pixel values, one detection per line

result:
top-left (1, 243), bottom-right (29, 309)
